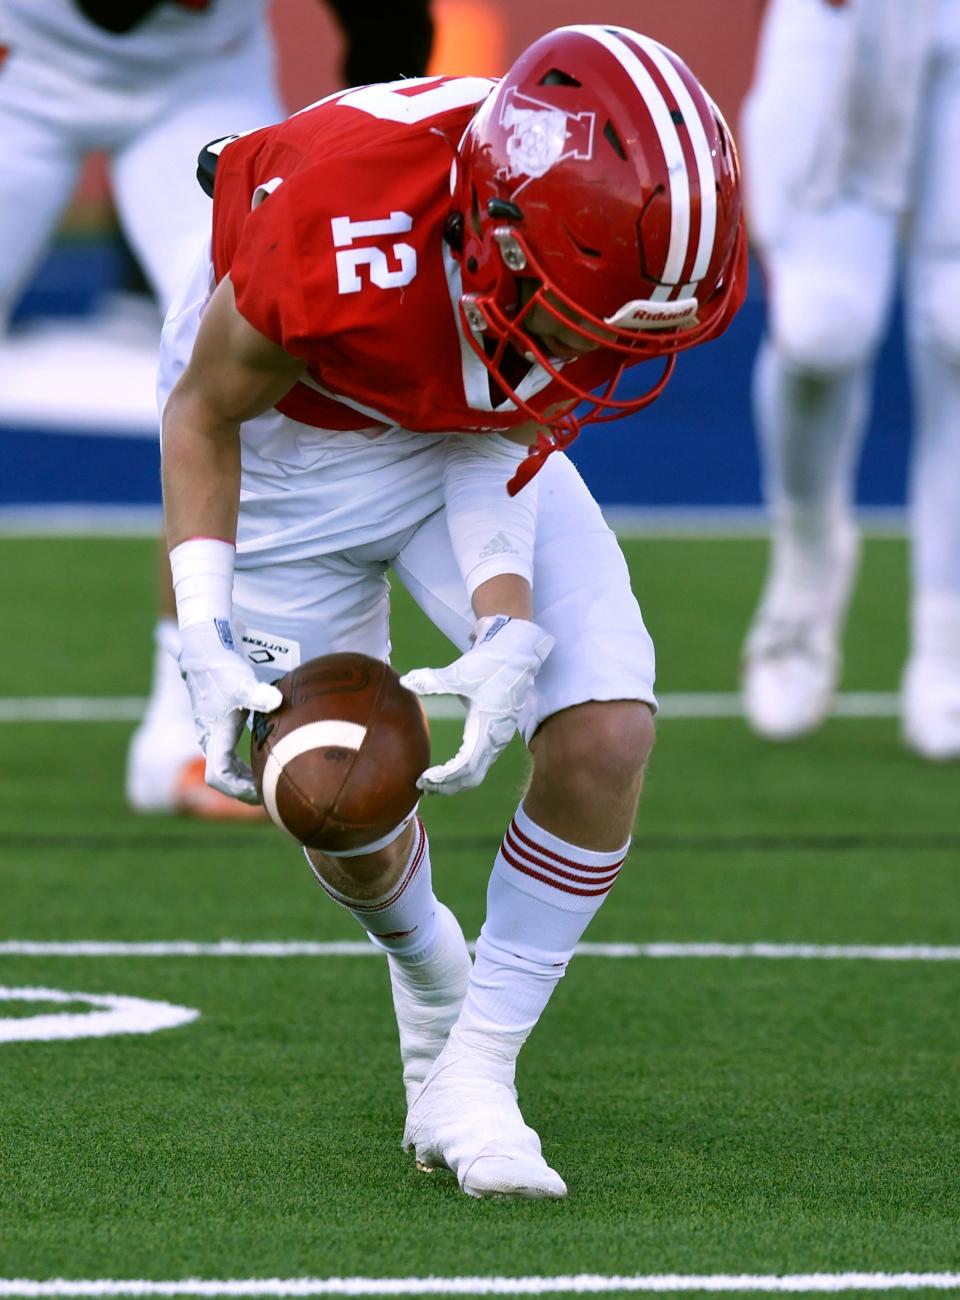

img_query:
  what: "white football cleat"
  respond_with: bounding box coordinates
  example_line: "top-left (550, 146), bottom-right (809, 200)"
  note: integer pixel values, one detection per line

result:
top-left (403, 1040), bottom-right (567, 1200)
top-left (127, 731), bottom-right (268, 821)
top-left (387, 903), bottom-right (472, 1107)
top-left (126, 708), bottom-right (199, 813)
top-left (742, 522), bottom-right (860, 741)
top-left (901, 656), bottom-right (960, 761)
top-left (127, 620), bottom-right (204, 813)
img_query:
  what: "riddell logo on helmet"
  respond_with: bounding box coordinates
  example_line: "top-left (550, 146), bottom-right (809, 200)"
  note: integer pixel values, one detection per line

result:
top-left (606, 297), bottom-right (701, 331)
top-left (498, 88), bottom-right (595, 184)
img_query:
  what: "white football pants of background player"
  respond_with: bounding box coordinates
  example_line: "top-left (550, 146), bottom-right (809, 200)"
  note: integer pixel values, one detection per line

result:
top-left (740, 0), bottom-right (960, 758)
top-left (0, 5), bottom-right (284, 815)
top-left (159, 247), bottom-right (658, 1200)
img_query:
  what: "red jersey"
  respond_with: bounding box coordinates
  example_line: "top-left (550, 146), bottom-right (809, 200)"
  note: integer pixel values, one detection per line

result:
top-left (211, 76), bottom-right (624, 435)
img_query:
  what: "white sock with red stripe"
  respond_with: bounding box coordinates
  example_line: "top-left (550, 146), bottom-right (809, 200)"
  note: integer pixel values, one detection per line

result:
top-left (445, 802), bottom-right (629, 1080)
top-left (308, 817), bottom-right (438, 958)
top-left (309, 820), bottom-right (472, 1102)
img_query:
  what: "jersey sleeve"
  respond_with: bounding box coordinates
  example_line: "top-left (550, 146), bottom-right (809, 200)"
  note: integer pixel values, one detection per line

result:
top-left (227, 174), bottom-right (325, 362)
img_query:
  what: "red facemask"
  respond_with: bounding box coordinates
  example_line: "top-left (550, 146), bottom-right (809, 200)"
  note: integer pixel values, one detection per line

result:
top-left (451, 24), bottom-right (747, 491)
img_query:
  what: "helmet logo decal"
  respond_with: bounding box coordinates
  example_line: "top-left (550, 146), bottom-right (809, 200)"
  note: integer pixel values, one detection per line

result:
top-left (498, 87), bottom-right (595, 182)
top-left (605, 296), bottom-right (700, 332)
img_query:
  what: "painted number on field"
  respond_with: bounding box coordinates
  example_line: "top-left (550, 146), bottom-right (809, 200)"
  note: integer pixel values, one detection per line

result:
top-left (0, 986), bottom-right (199, 1043)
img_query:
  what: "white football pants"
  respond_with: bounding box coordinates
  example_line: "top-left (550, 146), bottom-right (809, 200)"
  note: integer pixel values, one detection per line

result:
top-left (743, 0), bottom-right (960, 610)
top-left (0, 27), bottom-right (282, 324)
top-left (230, 449), bottom-right (658, 745)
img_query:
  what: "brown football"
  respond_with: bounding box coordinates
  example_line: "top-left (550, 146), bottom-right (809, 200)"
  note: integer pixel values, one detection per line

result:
top-left (249, 652), bottom-right (430, 853)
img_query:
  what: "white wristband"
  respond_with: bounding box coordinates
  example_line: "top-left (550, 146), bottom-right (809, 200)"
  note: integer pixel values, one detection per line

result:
top-left (169, 537), bottom-right (236, 630)
top-left (443, 435), bottom-right (538, 598)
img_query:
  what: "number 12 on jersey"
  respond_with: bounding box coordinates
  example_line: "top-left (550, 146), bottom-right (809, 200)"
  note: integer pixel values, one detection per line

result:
top-left (331, 211), bottom-right (417, 294)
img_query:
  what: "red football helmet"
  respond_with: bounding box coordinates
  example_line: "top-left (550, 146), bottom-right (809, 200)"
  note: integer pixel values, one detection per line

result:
top-left (450, 24), bottom-right (747, 490)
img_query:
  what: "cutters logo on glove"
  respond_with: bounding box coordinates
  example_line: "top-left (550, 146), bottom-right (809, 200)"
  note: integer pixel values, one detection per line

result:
top-left (479, 615), bottom-right (511, 644)
top-left (215, 618), bottom-right (237, 652)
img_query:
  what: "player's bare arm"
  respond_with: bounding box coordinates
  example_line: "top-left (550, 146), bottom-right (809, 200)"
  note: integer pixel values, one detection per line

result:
top-left (162, 274), bottom-right (305, 548)
top-left (160, 275), bottom-right (299, 803)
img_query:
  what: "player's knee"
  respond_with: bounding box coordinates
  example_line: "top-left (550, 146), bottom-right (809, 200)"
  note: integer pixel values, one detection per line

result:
top-left (771, 271), bottom-right (882, 373)
top-left (913, 262), bottom-right (960, 365)
top-left (534, 700), bottom-right (655, 802)
top-left (304, 817), bottom-right (417, 900)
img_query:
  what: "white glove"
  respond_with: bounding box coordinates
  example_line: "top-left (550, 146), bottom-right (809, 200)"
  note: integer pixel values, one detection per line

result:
top-left (400, 615), bottom-right (554, 795)
top-left (178, 618), bottom-right (283, 803)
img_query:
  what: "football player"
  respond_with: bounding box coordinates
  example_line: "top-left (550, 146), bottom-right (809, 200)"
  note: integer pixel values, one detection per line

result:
top-left (161, 25), bottom-right (746, 1197)
top-left (0, 0), bottom-right (433, 816)
top-left (740, 0), bottom-right (960, 758)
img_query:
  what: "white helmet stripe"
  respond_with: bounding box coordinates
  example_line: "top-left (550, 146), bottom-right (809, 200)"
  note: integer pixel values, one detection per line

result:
top-left (618, 30), bottom-right (719, 296)
top-left (560, 24), bottom-right (691, 302)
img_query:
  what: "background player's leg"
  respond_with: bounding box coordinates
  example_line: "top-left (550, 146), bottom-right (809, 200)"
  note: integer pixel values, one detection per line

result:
top-left (394, 456), bottom-right (656, 1198)
top-left (0, 59), bottom-right (84, 330)
top-left (110, 38), bottom-right (283, 314)
top-left (901, 19), bottom-right (960, 760)
top-left (114, 39), bottom-right (285, 815)
top-left (743, 202), bottom-right (897, 739)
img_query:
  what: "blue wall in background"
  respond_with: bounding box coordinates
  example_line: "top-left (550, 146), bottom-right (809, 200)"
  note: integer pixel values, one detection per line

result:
top-left (2, 426), bottom-right (162, 507)
top-left (2, 248), bottom-right (913, 510)
top-left (568, 274), bottom-right (913, 508)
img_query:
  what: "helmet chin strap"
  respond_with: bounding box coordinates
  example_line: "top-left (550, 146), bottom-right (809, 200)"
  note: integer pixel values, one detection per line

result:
top-left (505, 353), bottom-right (676, 496)
top-left (507, 421), bottom-right (579, 497)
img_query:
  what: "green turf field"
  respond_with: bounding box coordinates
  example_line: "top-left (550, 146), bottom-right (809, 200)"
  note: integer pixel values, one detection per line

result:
top-left (1, 534), bottom-right (958, 1298)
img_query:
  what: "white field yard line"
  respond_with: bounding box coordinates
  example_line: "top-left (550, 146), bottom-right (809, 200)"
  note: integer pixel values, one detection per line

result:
top-left (0, 504), bottom-right (909, 538)
top-left (0, 694), bottom-right (900, 723)
top-left (1, 941), bottom-right (959, 962)
top-left (0, 1273), bottom-right (958, 1296)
